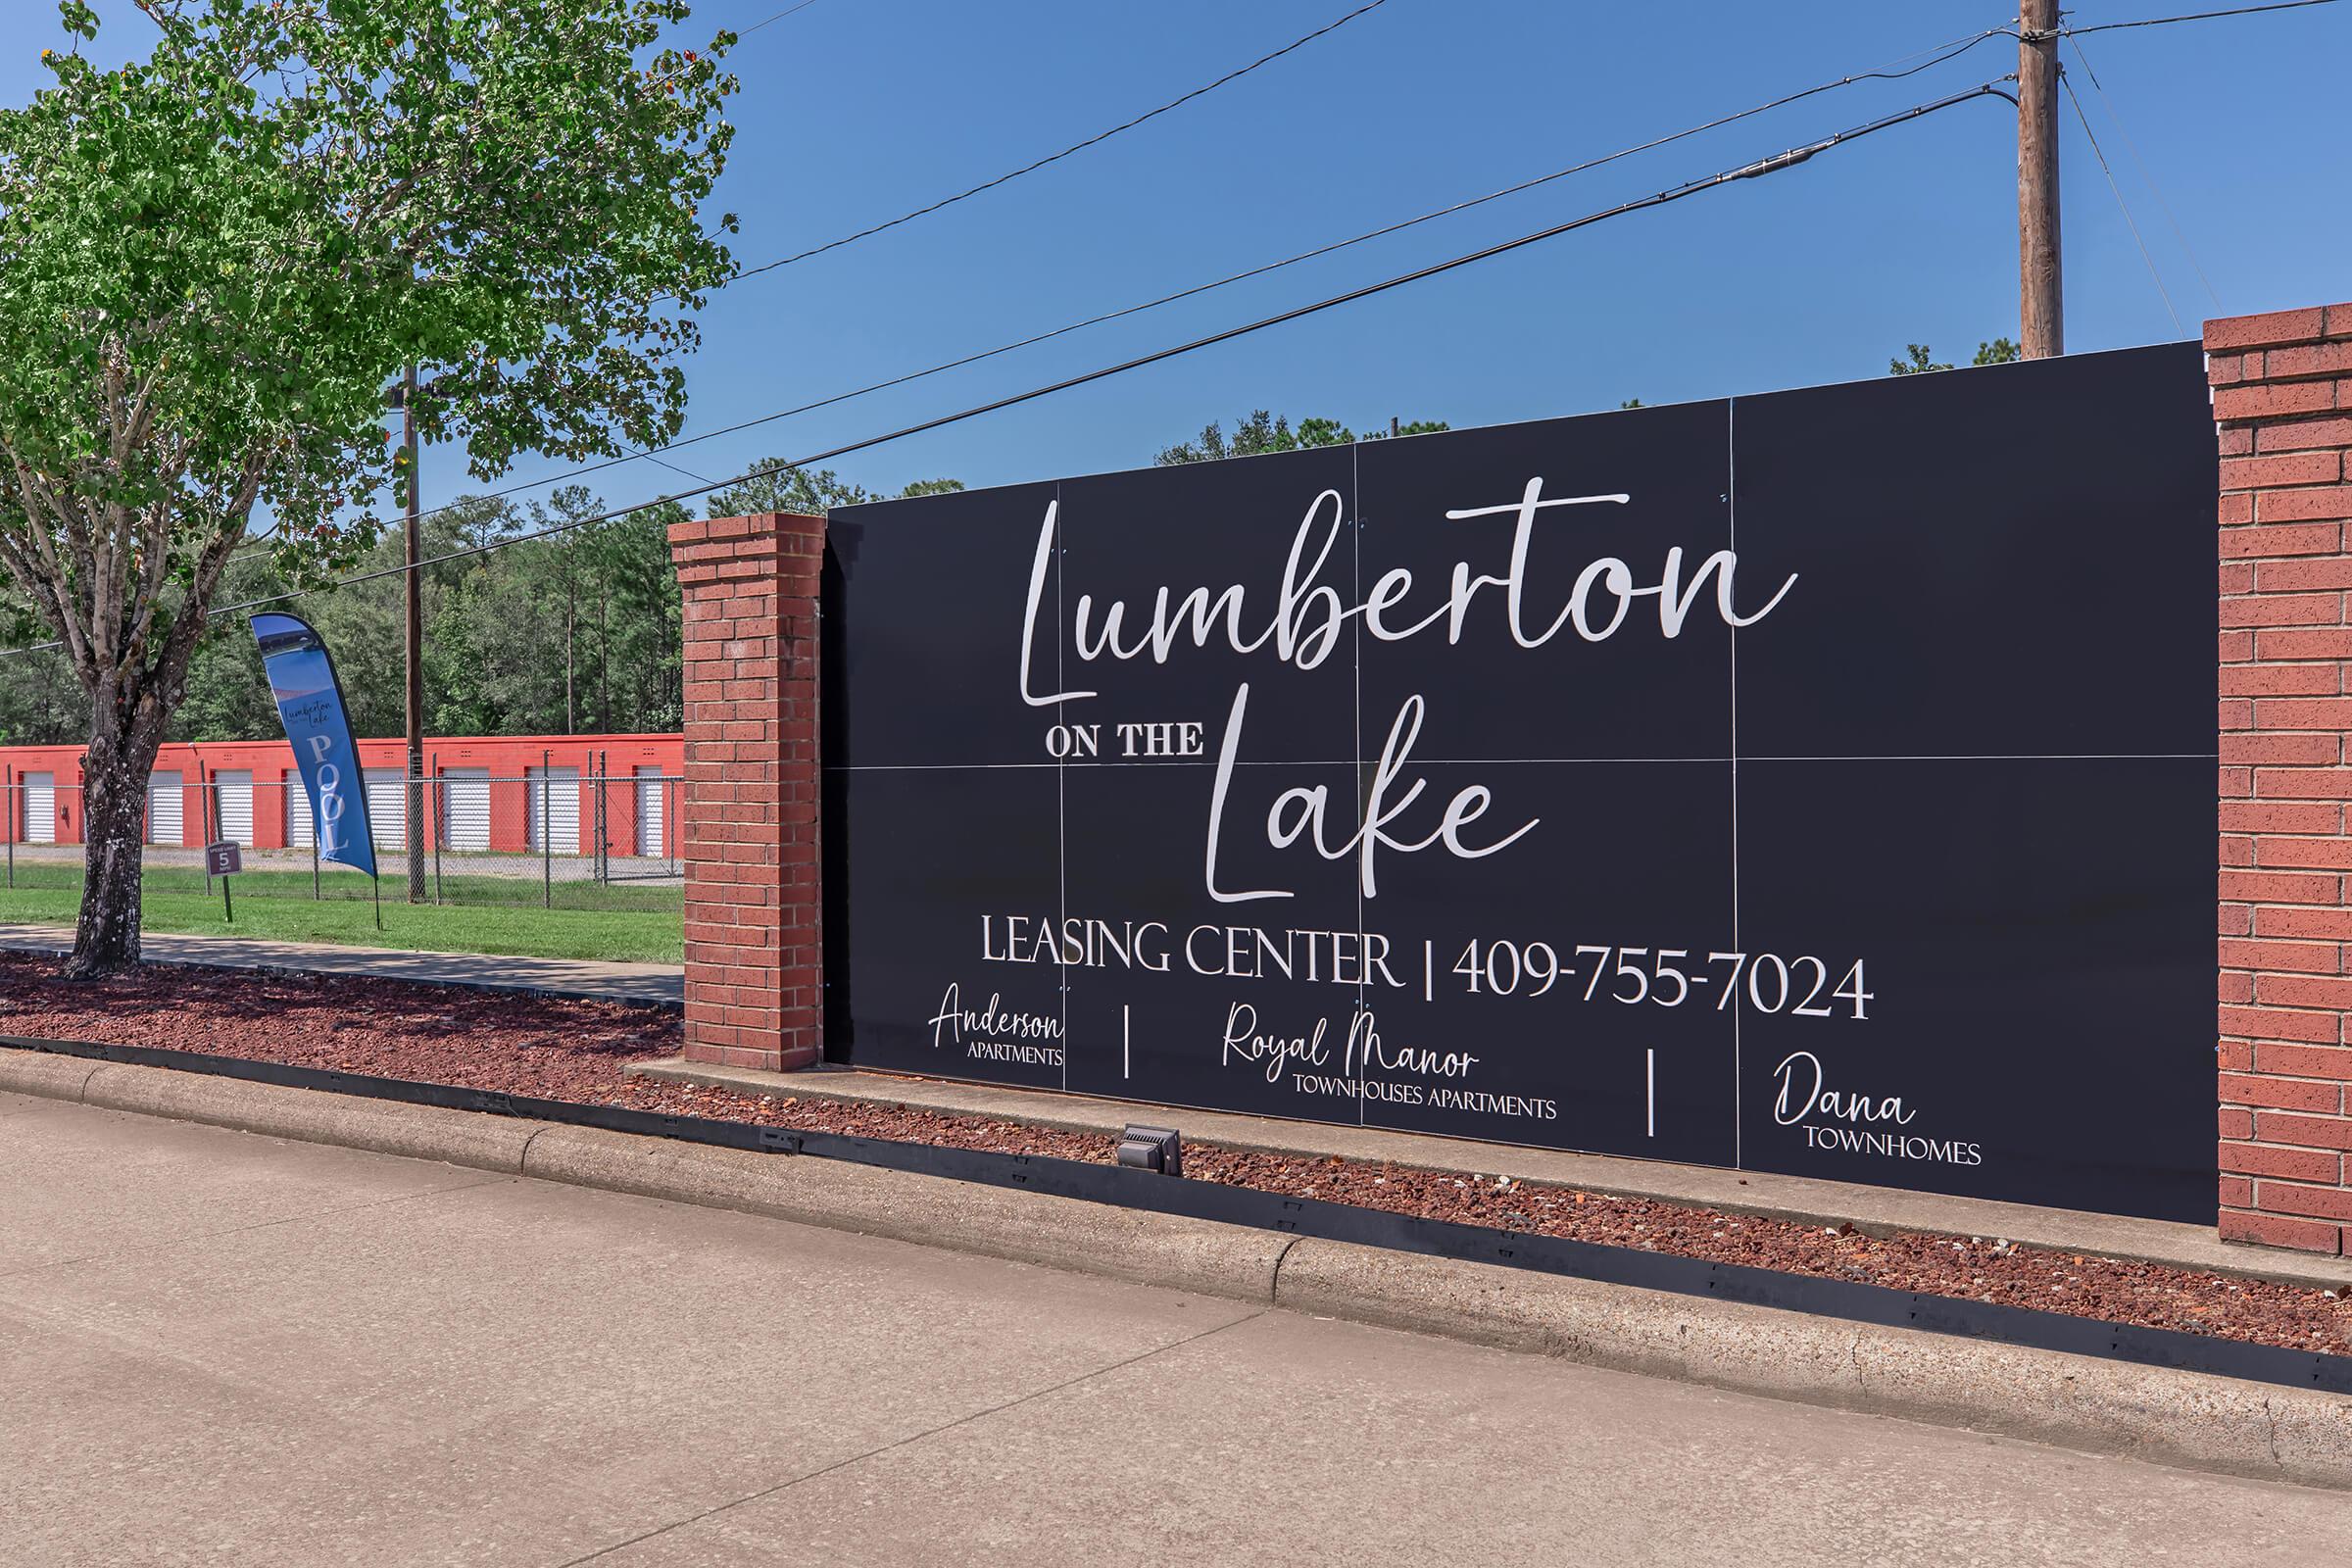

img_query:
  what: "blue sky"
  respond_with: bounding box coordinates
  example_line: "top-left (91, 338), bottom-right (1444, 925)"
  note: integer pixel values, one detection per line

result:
top-left (7, 1), bottom-right (2348, 509)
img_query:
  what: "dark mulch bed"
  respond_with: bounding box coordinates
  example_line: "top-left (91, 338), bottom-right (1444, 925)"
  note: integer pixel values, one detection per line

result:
top-left (4, 951), bottom-right (2346, 1357)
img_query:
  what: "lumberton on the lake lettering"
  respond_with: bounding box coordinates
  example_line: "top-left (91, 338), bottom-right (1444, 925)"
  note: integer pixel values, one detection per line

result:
top-left (1013, 477), bottom-right (1800, 902)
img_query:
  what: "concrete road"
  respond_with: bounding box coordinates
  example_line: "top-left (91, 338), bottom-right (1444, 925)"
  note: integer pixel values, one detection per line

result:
top-left (2, 1091), bottom-right (2345, 1568)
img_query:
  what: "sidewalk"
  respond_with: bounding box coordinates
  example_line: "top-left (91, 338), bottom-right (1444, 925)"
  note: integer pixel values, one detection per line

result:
top-left (8, 1088), bottom-right (2349, 1564)
top-left (0, 924), bottom-right (681, 1008)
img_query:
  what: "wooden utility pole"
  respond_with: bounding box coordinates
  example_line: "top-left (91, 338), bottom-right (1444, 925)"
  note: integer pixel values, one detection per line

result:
top-left (402, 364), bottom-right (426, 903)
top-left (2018, 0), bottom-right (2063, 358)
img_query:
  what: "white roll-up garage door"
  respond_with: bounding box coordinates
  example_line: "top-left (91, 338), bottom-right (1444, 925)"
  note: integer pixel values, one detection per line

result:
top-left (146, 770), bottom-right (182, 846)
top-left (284, 768), bottom-right (313, 848)
top-left (214, 769), bottom-right (254, 846)
top-left (442, 768), bottom-right (490, 851)
top-left (24, 772), bottom-right (54, 844)
top-left (634, 767), bottom-right (666, 857)
top-left (526, 765), bottom-right (579, 853)
top-left (363, 769), bottom-right (406, 848)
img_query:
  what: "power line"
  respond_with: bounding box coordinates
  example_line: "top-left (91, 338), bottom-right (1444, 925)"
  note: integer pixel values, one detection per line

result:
top-left (739, 0), bottom-right (826, 37)
top-left (719, 0), bottom-right (1395, 284)
top-left (2065, 35), bottom-right (2223, 310)
top-left (694, 0), bottom-right (2326, 288)
top-left (15, 7), bottom-right (2318, 655)
top-left (6, 81), bottom-right (2011, 658)
top-left (2064, 0), bottom-right (2341, 33)
top-left (227, 23), bottom-right (2017, 559)
top-left (346, 1), bottom-right (1400, 525)
top-left (2059, 68), bottom-right (2180, 330)
top-left (129, 80), bottom-right (2004, 638)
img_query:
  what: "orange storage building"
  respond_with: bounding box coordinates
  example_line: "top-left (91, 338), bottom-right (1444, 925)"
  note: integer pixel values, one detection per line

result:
top-left (0, 733), bottom-right (683, 857)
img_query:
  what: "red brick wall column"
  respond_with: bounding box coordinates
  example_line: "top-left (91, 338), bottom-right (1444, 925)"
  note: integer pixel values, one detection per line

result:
top-left (665, 511), bottom-right (824, 1071)
top-left (2211, 302), bottom-right (2352, 1254)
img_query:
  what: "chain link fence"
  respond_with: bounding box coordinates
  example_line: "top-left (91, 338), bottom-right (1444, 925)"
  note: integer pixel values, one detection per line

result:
top-left (0, 760), bottom-right (683, 915)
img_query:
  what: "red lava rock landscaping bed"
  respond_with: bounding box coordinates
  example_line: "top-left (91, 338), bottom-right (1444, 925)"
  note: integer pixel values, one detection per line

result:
top-left (4, 951), bottom-right (2348, 1358)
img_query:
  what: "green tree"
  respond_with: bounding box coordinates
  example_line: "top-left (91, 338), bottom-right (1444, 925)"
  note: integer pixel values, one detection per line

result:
top-left (705, 465), bottom-right (964, 516)
top-left (0, 0), bottom-right (739, 975)
top-left (1155, 413), bottom-right (1278, 466)
top-left (706, 464), bottom-right (871, 518)
top-left (169, 552), bottom-right (290, 745)
top-left (409, 487), bottom-right (663, 739)
top-left (0, 480), bottom-right (693, 746)
top-left (1890, 339), bottom-right (2021, 375)
top-left (0, 647), bottom-right (81, 747)
top-left (897, 477), bottom-right (966, 499)
top-left (1153, 413), bottom-right (1450, 466)
top-left (574, 500), bottom-right (689, 734)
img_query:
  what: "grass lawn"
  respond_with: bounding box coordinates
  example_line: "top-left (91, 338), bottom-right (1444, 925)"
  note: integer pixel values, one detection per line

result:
top-left (0, 863), bottom-right (683, 964)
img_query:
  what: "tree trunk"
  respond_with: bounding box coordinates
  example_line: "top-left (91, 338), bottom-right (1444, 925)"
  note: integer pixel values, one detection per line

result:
top-left (67, 719), bottom-right (166, 978)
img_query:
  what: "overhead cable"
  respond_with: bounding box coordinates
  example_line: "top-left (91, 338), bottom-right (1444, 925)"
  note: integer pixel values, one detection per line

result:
top-left (2059, 70), bottom-right (2181, 330)
top-left (252, 24), bottom-right (2020, 549)
top-left (156, 81), bottom-right (2010, 632)
top-left (2065, 36), bottom-right (2224, 310)
top-left (721, 0), bottom-right (1395, 283)
top-left (2064, 0), bottom-right (2340, 33)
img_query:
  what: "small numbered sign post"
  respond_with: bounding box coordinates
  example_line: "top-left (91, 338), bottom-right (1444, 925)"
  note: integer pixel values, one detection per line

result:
top-left (204, 842), bottom-right (241, 921)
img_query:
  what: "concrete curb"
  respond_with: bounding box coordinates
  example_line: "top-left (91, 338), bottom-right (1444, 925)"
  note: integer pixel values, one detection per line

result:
top-left (517, 1124), bottom-right (1298, 1301)
top-left (0, 1048), bottom-right (108, 1104)
top-left (1274, 1239), bottom-right (2352, 1487)
top-left (6, 1050), bottom-right (2347, 1492)
top-left (630, 1058), bottom-right (2352, 1294)
top-left (74, 1061), bottom-right (544, 1175)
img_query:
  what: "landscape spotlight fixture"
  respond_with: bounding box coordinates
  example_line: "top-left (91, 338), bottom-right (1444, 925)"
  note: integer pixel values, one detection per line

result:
top-left (1116, 1124), bottom-right (1183, 1177)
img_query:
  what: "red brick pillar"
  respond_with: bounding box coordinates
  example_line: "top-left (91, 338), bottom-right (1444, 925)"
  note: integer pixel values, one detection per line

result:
top-left (665, 511), bottom-right (824, 1071)
top-left (2212, 302), bottom-right (2352, 1254)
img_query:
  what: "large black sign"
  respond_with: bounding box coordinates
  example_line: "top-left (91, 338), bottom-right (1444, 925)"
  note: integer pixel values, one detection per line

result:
top-left (823, 344), bottom-right (2216, 1222)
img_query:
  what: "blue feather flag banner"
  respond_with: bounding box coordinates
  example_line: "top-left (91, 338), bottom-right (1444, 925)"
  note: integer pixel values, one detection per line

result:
top-left (250, 612), bottom-right (377, 878)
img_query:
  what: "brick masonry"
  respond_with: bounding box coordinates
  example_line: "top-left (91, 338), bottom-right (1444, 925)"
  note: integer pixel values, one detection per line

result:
top-left (661, 322), bottom-right (2352, 1238)
top-left (665, 512), bottom-right (824, 1071)
top-left (2211, 302), bottom-right (2352, 1254)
